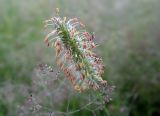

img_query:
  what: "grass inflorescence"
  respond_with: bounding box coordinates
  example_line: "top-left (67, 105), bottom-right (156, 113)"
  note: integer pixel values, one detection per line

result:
top-left (44, 9), bottom-right (107, 92)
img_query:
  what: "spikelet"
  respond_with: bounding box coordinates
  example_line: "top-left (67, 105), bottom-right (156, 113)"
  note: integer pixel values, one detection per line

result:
top-left (44, 10), bottom-right (107, 92)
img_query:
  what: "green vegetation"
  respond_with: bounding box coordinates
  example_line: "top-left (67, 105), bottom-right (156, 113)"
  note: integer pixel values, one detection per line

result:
top-left (0, 0), bottom-right (160, 115)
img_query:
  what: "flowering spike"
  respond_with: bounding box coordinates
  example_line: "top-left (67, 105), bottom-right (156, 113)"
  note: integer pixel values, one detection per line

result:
top-left (44, 12), bottom-right (107, 92)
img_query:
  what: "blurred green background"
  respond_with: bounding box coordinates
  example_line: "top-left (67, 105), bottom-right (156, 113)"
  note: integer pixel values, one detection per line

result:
top-left (0, 0), bottom-right (160, 115)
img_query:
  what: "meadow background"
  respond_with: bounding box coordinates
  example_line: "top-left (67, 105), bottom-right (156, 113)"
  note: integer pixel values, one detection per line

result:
top-left (0, 0), bottom-right (160, 115)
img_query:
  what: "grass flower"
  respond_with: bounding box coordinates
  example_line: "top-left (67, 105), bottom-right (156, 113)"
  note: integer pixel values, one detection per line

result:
top-left (44, 9), bottom-right (107, 92)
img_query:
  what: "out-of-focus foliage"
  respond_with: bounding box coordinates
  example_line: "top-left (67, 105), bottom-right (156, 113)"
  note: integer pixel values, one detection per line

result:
top-left (0, 0), bottom-right (160, 115)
